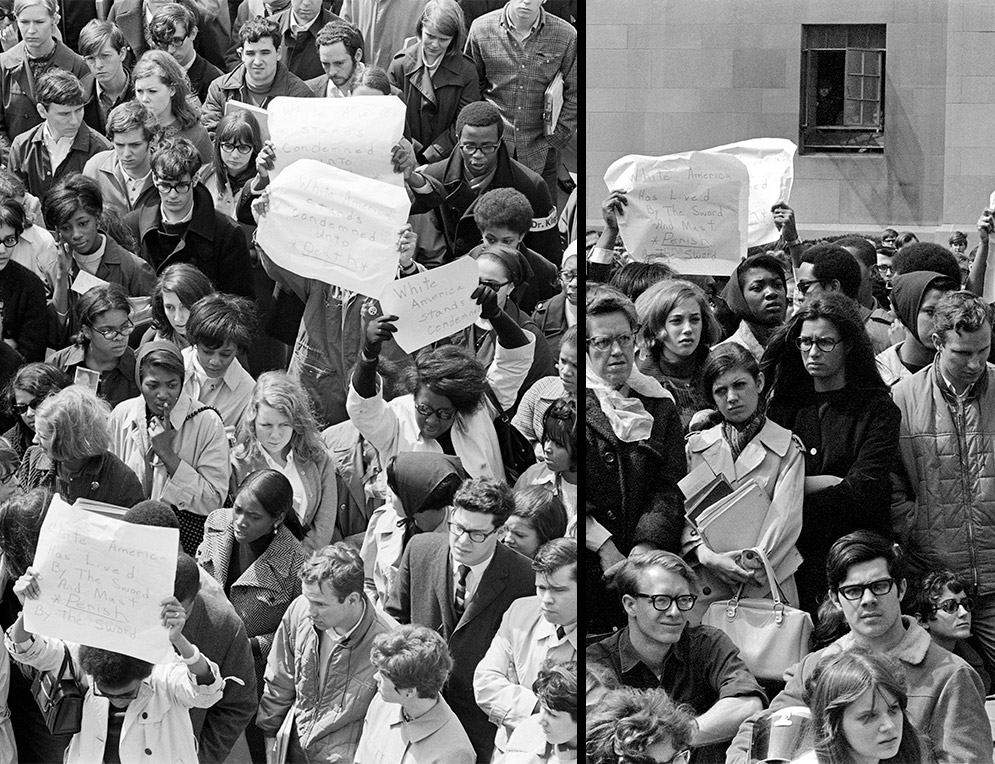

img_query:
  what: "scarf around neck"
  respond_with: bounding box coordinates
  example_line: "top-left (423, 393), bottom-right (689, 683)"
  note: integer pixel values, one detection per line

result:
top-left (585, 361), bottom-right (674, 443)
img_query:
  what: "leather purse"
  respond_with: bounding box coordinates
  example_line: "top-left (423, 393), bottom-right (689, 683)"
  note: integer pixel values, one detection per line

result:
top-left (484, 385), bottom-right (536, 484)
top-left (30, 644), bottom-right (84, 736)
top-left (701, 548), bottom-right (813, 681)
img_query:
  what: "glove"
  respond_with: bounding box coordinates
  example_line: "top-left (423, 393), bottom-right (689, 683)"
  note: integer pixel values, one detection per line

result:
top-left (472, 285), bottom-right (500, 320)
top-left (364, 314), bottom-right (398, 358)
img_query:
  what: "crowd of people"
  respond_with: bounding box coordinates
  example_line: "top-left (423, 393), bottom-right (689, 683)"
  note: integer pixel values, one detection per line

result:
top-left (586, 190), bottom-right (995, 763)
top-left (0, 0), bottom-right (579, 762)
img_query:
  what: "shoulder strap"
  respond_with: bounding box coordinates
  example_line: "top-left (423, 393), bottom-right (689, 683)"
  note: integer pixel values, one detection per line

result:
top-left (483, 384), bottom-right (509, 422)
top-left (183, 405), bottom-right (223, 426)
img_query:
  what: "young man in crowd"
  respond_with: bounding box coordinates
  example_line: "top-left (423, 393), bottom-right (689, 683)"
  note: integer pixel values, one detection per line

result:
top-left (466, 0), bottom-right (577, 201)
top-left (148, 2), bottom-right (223, 104)
top-left (269, 0), bottom-right (348, 82)
top-left (398, 100), bottom-right (562, 267)
top-left (306, 18), bottom-right (366, 97)
top-left (473, 538), bottom-right (577, 757)
top-left (8, 69), bottom-right (111, 203)
top-left (201, 16), bottom-right (313, 135)
top-left (82, 100), bottom-right (156, 216)
top-left (78, 20), bottom-right (133, 135)
top-left (724, 531), bottom-right (991, 764)
top-left (588, 550), bottom-right (766, 763)
top-left (258, 543), bottom-right (396, 762)
top-left (891, 291), bottom-right (995, 677)
top-left (387, 478), bottom-right (535, 763)
top-left (124, 136), bottom-right (255, 298)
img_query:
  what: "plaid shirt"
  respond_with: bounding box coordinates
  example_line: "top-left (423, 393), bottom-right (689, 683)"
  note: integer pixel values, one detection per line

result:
top-left (466, 5), bottom-right (577, 174)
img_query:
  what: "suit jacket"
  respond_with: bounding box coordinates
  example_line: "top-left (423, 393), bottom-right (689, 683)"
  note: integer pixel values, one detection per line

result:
top-left (387, 534), bottom-right (534, 762)
top-left (109, 0), bottom-right (231, 70)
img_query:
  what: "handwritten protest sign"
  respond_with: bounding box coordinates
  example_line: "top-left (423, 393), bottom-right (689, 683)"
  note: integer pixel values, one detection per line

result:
top-left (379, 256), bottom-right (479, 352)
top-left (704, 138), bottom-right (796, 246)
top-left (604, 151), bottom-right (749, 276)
top-left (25, 495), bottom-right (178, 664)
top-left (256, 159), bottom-right (411, 298)
top-left (268, 96), bottom-right (406, 184)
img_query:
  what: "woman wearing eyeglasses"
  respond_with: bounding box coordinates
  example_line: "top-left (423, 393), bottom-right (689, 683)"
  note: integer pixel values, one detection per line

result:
top-left (904, 569), bottom-right (991, 694)
top-left (230, 371), bottom-right (339, 552)
top-left (585, 284), bottom-right (686, 637)
top-left (761, 293), bottom-right (900, 616)
top-left (133, 50), bottom-right (213, 164)
top-left (199, 111), bottom-right (262, 221)
top-left (458, 244), bottom-right (554, 413)
top-left (587, 686), bottom-right (695, 764)
top-left (18, 385), bottom-right (145, 506)
top-left (2, 362), bottom-right (69, 464)
top-left (49, 283), bottom-right (140, 409)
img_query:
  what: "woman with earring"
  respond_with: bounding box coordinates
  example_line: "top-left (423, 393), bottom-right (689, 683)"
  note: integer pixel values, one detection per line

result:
top-left (196, 469), bottom-right (306, 763)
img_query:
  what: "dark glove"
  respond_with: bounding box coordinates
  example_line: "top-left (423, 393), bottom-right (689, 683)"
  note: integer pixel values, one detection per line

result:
top-left (472, 285), bottom-right (500, 320)
top-left (364, 314), bottom-right (398, 358)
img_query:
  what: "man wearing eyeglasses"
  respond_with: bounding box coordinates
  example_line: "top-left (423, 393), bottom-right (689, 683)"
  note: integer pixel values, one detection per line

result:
top-left (891, 290), bottom-right (995, 687)
top-left (124, 135), bottom-right (255, 300)
top-left (387, 478), bottom-right (534, 763)
top-left (148, 3), bottom-right (222, 104)
top-left (725, 531), bottom-right (990, 764)
top-left (588, 550), bottom-right (766, 764)
top-left (397, 100), bottom-right (562, 268)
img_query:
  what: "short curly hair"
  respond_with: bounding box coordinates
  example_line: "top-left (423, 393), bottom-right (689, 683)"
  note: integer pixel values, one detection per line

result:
top-left (452, 478), bottom-right (515, 528)
top-left (455, 100), bottom-right (503, 141)
top-left (301, 542), bottom-right (364, 599)
top-left (473, 187), bottom-right (532, 237)
top-left (587, 687), bottom-right (696, 764)
top-left (533, 660), bottom-right (577, 721)
top-left (370, 624), bottom-right (453, 698)
top-left (406, 345), bottom-right (487, 417)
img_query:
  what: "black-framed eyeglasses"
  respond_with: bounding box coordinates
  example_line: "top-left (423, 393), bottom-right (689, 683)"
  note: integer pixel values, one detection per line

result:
top-left (587, 332), bottom-right (636, 352)
top-left (796, 336), bottom-right (840, 353)
top-left (153, 178), bottom-right (192, 195)
top-left (152, 33), bottom-right (188, 49)
top-left (837, 578), bottom-right (895, 601)
top-left (92, 682), bottom-right (142, 701)
top-left (936, 597), bottom-right (975, 614)
top-left (91, 321), bottom-right (135, 340)
top-left (459, 143), bottom-right (500, 156)
top-left (630, 593), bottom-right (698, 612)
top-left (794, 278), bottom-right (825, 296)
top-left (448, 522), bottom-right (500, 543)
top-left (414, 402), bottom-right (455, 421)
top-left (873, 264), bottom-right (894, 276)
top-left (478, 278), bottom-right (511, 291)
top-left (12, 398), bottom-right (41, 415)
top-left (0, 234), bottom-right (18, 249)
top-left (559, 269), bottom-right (578, 281)
top-left (220, 142), bottom-right (253, 155)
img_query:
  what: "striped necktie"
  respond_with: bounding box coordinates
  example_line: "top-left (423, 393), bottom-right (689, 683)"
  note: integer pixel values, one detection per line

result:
top-left (454, 564), bottom-right (470, 619)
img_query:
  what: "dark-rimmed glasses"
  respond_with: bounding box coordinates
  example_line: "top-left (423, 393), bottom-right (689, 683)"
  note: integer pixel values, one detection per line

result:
top-left (12, 398), bottom-right (41, 415)
top-left (91, 321), bottom-right (135, 340)
top-left (459, 143), bottom-right (500, 156)
top-left (587, 333), bottom-right (636, 352)
top-left (837, 578), bottom-right (895, 601)
top-left (796, 336), bottom-right (840, 353)
top-left (629, 593), bottom-right (697, 612)
top-left (220, 142), bottom-right (254, 155)
top-left (448, 522), bottom-right (500, 543)
top-left (936, 597), bottom-right (974, 614)
top-left (414, 402), bottom-right (455, 421)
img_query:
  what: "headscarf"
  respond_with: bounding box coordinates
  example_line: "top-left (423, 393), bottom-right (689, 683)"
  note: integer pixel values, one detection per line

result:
top-left (134, 340), bottom-right (184, 390)
top-left (721, 254), bottom-right (786, 320)
top-left (585, 360), bottom-right (674, 443)
top-left (387, 453), bottom-right (468, 546)
top-left (891, 270), bottom-right (950, 334)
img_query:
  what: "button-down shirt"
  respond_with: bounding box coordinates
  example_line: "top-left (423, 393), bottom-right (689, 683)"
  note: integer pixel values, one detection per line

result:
top-left (181, 345), bottom-right (255, 436)
top-left (466, 6), bottom-right (577, 173)
top-left (354, 692), bottom-right (475, 764)
top-left (452, 552), bottom-right (492, 608)
top-left (261, 447), bottom-right (309, 524)
top-left (42, 122), bottom-right (74, 172)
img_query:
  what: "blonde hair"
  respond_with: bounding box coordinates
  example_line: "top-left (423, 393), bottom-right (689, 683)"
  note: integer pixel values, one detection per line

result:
top-left (234, 371), bottom-right (325, 464)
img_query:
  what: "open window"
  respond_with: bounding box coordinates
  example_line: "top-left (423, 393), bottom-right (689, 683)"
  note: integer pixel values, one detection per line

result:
top-left (801, 25), bottom-right (886, 154)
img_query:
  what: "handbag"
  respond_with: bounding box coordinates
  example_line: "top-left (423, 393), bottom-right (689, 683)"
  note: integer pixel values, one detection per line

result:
top-left (484, 385), bottom-right (536, 484)
top-left (30, 644), bottom-right (84, 736)
top-left (701, 548), bottom-right (813, 681)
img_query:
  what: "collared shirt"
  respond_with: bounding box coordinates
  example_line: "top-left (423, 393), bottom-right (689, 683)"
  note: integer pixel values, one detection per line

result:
top-left (586, 625), bottom-right (767, 715)
top-left (325, 61), bottom-right (366, 98)
top-left (261, 447), bottom-right (309, 523)
top-left (452, 552), bottom-right (493, 608)
top-left (42, 122), bottom-right (74, 172)
top-left (290, 11), bottom-right (318, 34)
top-left (354, 692), bottom-right (474, 764)
top-left (564, 298), bottom-right (576, 327)
top-left (181, 345), bottom-right (255, 436)
top-left (503, 4), bottom-right (542, 40)
top-left (124, 167), bottom-right (152, 208)
top-left (47, 344), bottom-right (138, 410)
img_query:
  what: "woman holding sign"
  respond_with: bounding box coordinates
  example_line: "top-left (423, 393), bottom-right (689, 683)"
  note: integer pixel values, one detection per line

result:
top-left (110, 341), bottom-right (231, 555)
top-left (7, 556), bottom-right (226, 764)
top-left (348, 282), bottom-right (535, 484)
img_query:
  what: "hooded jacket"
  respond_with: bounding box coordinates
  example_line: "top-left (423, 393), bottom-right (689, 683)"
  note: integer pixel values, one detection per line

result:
top-left (876, 270), bottom-right (951, 387)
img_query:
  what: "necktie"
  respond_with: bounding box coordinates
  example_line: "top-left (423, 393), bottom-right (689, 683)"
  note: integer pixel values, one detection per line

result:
top-left (454, 564), bottom-right (470, 619)
top-left (556, 626), bottom-right (566, 641)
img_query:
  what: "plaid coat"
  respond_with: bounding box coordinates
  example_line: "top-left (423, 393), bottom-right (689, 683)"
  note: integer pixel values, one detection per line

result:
top-left (197, 509), bottom-right (307, 671)
top-left (466, 7), bottom-right (577, 174)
